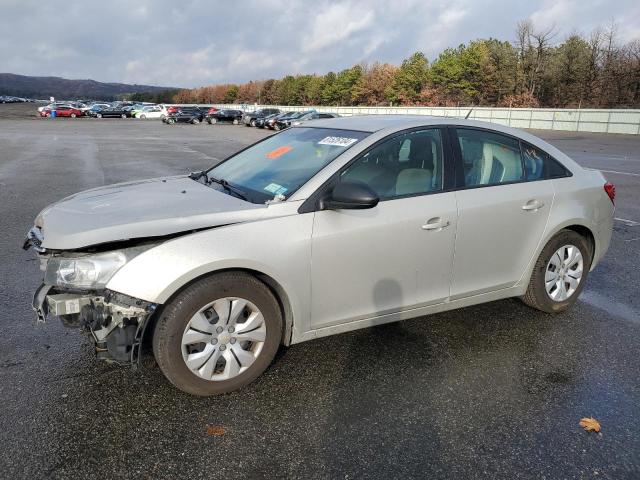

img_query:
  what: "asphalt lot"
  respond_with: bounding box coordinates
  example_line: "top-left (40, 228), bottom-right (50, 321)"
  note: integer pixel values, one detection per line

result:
top-left (1, 104), bottom-right (639, 479)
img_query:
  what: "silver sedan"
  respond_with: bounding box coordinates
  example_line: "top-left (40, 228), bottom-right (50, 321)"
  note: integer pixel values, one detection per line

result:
top-left (26, 115), bottom-right (615, 395)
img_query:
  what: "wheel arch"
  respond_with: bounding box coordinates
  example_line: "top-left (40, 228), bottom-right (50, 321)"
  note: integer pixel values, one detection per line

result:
top-left (147, 267), bottom-right (295, 347)
top-left (518, 219), bottom-right (597, 292)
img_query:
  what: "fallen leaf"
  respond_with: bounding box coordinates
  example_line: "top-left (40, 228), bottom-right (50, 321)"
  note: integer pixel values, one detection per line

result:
top-left (579, 417), bottom-right (601, 433)
top-left (206, 425), bottom-right (226, 436)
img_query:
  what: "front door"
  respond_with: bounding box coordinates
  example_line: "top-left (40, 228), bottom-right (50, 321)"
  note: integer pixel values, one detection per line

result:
top-left (309, 128), bottom-right (458, 329)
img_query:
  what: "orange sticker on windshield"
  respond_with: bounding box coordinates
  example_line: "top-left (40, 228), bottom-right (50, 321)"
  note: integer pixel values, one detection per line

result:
top-left (266, 146), bottom-right (292, 159)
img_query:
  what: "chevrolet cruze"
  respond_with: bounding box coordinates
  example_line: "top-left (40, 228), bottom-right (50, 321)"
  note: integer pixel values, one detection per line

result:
top-left (24, 115), bottom-right (615, 395)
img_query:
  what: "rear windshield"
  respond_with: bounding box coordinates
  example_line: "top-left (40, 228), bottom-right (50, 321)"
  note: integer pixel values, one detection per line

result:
top-left (207, 127), bottom-right (369, 203)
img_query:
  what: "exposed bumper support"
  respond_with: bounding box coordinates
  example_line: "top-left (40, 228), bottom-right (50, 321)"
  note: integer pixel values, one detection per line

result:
top-left (32, 284), bottom-right (157, 366)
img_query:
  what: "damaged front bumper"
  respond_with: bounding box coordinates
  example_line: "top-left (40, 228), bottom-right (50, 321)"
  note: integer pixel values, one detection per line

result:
top-left (33, 285), bottom-right (157, 367)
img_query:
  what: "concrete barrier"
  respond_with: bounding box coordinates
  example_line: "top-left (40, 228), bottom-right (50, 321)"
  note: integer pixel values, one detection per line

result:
top-left (189, 104), bottom-right (640, 135)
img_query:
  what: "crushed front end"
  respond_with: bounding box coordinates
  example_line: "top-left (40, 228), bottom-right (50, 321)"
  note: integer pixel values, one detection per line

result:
top-left (25, 226), bottom-right (158, 367)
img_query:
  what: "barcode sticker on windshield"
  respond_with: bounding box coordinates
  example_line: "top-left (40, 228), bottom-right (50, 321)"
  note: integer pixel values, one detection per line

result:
top-left (318, 136), bottom-right (358, 147)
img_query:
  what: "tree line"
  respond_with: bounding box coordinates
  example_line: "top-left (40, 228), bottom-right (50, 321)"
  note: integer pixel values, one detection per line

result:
top-left (173, 21), bottom-right (640, 108)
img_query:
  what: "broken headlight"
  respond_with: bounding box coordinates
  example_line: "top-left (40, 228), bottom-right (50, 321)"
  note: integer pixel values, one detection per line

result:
top-left (44, 246), bottom-right (152, 289)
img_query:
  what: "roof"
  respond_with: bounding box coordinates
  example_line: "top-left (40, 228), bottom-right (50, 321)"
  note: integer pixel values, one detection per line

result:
top-left (301, 114), bottom-right (516, 135)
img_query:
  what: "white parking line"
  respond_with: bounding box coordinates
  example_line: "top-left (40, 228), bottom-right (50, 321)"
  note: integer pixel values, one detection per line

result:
top-left (615, 217), bottom-right (640, 226)
top-left (598, 169), bottom-right (640, 177)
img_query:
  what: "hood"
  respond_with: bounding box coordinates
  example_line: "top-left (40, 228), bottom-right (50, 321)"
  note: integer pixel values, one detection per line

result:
top-left (36, 176), bottom-right (267, 250)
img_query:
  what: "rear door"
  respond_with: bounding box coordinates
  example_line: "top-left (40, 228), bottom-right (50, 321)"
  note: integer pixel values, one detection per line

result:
top-left (449, 127), bottom-right (554, 298)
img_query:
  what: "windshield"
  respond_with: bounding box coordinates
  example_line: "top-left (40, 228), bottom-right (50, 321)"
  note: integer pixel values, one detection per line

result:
top-left (206, 127), bottom-right (369, 203)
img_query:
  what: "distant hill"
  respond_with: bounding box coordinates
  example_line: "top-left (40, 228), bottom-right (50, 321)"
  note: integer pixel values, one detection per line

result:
top-left (0, 73), bottom-right (178, 100)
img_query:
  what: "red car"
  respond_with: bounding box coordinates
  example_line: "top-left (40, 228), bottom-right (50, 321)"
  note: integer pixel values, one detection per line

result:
top-left (40, 106), bottom-right (83, 118)
top-left (207, 107), bottom-right (219, 115)
top-left (166, 106), bottom-right (180, 114)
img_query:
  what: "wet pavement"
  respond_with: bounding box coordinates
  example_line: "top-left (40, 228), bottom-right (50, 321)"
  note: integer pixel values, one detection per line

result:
top-left (1, 106), bottom-right (639, 479)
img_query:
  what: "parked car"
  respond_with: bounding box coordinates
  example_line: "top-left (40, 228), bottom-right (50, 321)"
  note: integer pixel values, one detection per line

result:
top-left (40, 106), bottom-right (83, 118)
top-left (88, 106), bottom-right (129, 118)
top-left (133, 105), bottom-right (165, 119)
top-left (265, 111), bottom-right (296, 130)
top-left (163, 107), bottom-right (205, 124)
top-left (38, 102), bottom-right (71, 113)
top-left (206, 109), bottom-right (244, 125)
top-left (255, 113), bottom-right (278, 128)
top-left (272, 110), bottom-right (314, 130)
top-left (243, 108), bottom-right (281, 127)
top-left (24, 116), bottom-right (614, 396)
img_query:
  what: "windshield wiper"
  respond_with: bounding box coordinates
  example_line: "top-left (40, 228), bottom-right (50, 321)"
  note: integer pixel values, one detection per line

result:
top-left (208, 176), bottom-right (249, 201)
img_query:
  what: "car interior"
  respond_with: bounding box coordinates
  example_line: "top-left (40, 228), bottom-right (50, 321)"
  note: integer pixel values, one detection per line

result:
top-left (341, 130), bottom-right (443, 199)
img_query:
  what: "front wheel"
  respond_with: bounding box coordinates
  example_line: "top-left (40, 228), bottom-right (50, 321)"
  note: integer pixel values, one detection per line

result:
top-left (233, 118), bottom-right (239, 125)
top-left (96, 113), bottom-right (102, 118)
top-left (250, 119), bottom-right (257, 127)
top-left (521, 229), bottom-right (592, 313)
top-left (152, 272), bottom-right (283, 396)
top-left (191, 118), bottom-right (200, 124)
top-left (70, 113), bottom-right (77, 118)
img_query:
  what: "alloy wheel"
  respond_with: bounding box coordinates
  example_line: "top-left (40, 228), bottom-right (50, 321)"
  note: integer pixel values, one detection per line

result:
top-left (545, 244), bottom-right (584, 301)
top-left (181, 297), bottom-right (266, 381)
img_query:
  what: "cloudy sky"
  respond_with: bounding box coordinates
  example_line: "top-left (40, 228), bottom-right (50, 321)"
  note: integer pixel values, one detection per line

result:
top-left (1, 0), bottom-right (638, 88)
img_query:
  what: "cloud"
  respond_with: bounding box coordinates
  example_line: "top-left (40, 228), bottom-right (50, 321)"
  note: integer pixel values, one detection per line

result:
top-left (0, 0), bottom-right (638, 87)
top-left (302, 3), bottom-right (375, 52)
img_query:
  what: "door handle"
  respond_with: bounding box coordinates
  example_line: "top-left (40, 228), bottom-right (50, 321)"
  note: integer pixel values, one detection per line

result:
top-left (522, 200), bottom-right (545, 211)
top-left (422, 218), bottom-right (450, 231)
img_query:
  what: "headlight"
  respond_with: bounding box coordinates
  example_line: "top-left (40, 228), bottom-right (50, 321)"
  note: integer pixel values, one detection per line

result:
top-left (44, 246), bottom-right (152, 289)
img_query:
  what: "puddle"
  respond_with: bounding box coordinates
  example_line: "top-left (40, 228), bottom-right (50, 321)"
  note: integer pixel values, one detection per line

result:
top-left (579, 290), bottom-right (640, 323)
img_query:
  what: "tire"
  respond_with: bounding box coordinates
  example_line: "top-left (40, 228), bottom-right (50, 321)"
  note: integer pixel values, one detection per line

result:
top-left (121, 113), bottom-right (127, 118)
top-left (70, 113), bottom-right (76, 118)
top-left (274, 124), bottom-right (281, 131)
top-left (96, 113), bottom-right (102, 118)
top-left (233, 118), bottom-right (239, 125)
top-left (250, 119), bottom-right (257, 127)
top-left (152, 272), bottom-right (283, 396)
top-left (191, 118), bottom-right (200, 125)
top-left (521, 229), bottom-right (592, 313)
top-left (168, 118), bottom-right (175, 125)
top-left (140, 114), bottom-right (146, 119)
top-left (209, 118), bottom-right (217, 124)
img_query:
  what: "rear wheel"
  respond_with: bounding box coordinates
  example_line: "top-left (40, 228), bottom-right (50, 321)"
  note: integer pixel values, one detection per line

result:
top-left (274, 124), bottom-right (281, 131)
top-left (140, 114), bottom-right (146, 119)
top-left (191, 118), bottom-right (200, 125)
top-left (96, 113), bottom-right (102, 118)
top-left (153, 272), bottom-right (283, 396)
top-left (250, 119), bottom-right (257, 127)
top-left (121, 113), bottom-right (127, 119)
top-left (209, 118), bottom-right (217, 124)
top-left (522, 229), bottom-right (592, 313)
top-left (167, 118), bottom-right (175, 125)
top-left (233, 118), bottom-right (239, 125)
top-left (70, 113), bottom-right (76, 118)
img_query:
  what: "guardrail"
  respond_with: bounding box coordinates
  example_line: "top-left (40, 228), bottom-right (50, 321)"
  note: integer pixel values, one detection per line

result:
top-left (196, 104), bottom-right (640, 135)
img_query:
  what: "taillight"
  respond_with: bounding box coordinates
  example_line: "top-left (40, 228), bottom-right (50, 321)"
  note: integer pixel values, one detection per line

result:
top-left (604, 182), bottom-right (615, 204)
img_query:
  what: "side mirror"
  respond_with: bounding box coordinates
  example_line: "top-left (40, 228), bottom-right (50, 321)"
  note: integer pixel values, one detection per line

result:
top-left (323, 181), bottom-right (379, 210)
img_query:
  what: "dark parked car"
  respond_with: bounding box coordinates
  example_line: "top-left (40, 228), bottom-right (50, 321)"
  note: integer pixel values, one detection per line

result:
top-left (243, 108), bottom-right (281, 127)
top-left (163, 107), bottom-right (205, 125)
top-left (274, 111), bottom-right (339, 130)
top-left (255, 112), bottom-right (279, 128)
top-left (263, 111), bottom-right (296, 129)
top-left (205, 109), bottom-right (243, 125)
top-left (89, 106), bottom-right (129, 118)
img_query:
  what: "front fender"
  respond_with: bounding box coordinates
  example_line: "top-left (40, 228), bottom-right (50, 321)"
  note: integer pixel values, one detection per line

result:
top-left (106, 214), bottom-right (314, 335)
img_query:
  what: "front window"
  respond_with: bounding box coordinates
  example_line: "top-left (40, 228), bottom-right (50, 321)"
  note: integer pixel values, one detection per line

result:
top-left (207, 127), bottom-right (369, 203)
